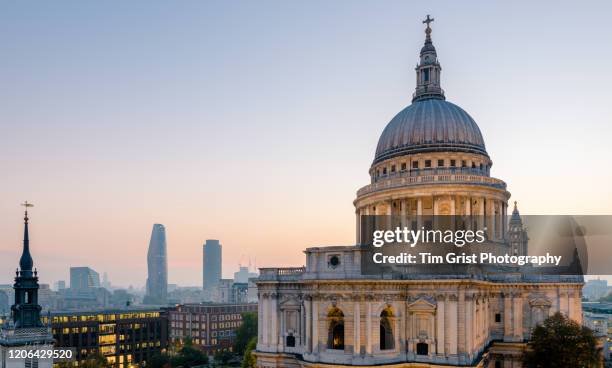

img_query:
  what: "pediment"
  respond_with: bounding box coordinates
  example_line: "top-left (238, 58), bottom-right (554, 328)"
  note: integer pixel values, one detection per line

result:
top-left (407, 298), bottom-right (436, 312)
top-left (529, 297), bottom-right (552, 308)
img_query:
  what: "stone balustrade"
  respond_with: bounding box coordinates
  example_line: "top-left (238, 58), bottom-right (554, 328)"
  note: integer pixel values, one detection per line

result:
top-left (358, 173), bottom-right (506, 197)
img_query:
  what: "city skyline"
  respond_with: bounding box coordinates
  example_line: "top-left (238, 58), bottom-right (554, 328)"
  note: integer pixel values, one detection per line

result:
top-left (1, 1), bottom-right (612, 286)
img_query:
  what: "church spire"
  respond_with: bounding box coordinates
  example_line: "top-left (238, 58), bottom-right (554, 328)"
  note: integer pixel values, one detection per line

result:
top-left (19, 201), bottom-right (34, 277)
top-left (412, 15), bottom-right (445, 102)
top-left (12, 201), bottom-right (43, 328)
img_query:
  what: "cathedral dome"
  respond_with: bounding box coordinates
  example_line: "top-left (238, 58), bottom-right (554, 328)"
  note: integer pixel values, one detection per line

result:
top-left (373, 98), bottom-right (487, 164)
top-left (373, 15), bottom-right (487, 165)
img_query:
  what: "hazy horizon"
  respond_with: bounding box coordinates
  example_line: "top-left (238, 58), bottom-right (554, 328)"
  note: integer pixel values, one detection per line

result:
top-left (2, 1), bottom-right (612, 287)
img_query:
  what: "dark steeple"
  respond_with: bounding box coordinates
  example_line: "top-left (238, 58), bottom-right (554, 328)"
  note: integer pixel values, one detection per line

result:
top-left (11, 201), bottom-right (43, 328)
top-left (19, 201), bottom-right (34, 276)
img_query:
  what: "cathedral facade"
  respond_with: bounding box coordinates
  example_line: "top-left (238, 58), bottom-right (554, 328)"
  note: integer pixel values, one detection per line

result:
top-left (255, 18), bottom-right (583, 368)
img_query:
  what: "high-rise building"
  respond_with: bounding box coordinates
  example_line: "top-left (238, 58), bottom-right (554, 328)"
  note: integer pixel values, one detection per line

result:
top-left (203, 239), bottom-right (222, 290)
top-left (70, 266), bottom-right (101, 290)
top-left (234, 266), bottom-right (258, 284)
top-left (0, 203), bottom-right (54, 367)
top-left (55, 280), bottom-right (66, 291)
top-left (145, 224), bottom-right (168, 304)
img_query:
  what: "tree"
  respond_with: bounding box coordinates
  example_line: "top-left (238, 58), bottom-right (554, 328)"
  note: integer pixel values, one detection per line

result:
top-left (148, 353), bottom-right (171, 368)
top-left (523, 312), bottom-right (600, 368)
top-left (233, 312), bottom-right (257, 356)
top-left (81, 353), bottom-right (109, 368)
top-left (241, 337), bottom-right (257, 368)
top-left (213, 350), bottom-right (233, 365)
top-left (599, 292), bottom-right (612, 302)
top-left (170, 337), bottom-right (209, 367)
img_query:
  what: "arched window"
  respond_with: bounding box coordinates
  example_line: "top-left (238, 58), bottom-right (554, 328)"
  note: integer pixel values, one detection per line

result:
top-left (327, 307), bottom-right (344, 350)
top-left (416, 342), bottom-right (428, 355)
top-left (380, 308), bottom-right (394, 350)
top-left (286, 334), bottom-right (295, 347)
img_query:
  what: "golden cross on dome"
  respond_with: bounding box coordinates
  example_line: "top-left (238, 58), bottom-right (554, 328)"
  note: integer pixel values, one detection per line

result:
top-left (423, 15), bottom-right (434, 28)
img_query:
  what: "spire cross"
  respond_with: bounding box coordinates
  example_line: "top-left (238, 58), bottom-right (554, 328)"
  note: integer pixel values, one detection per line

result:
top-left (21, 201), bottom-right (34, 221)
top-left (423, 15), bottom-right (434, 28)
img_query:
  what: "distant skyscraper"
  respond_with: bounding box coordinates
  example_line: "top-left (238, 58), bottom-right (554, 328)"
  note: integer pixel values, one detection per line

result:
top-left (145, 224), bottom-right (168, 304)
top-left (55, 280), bottom-right (66, 291)
top-left (203, 239), bottom-right (222, 290)
top-left (234, 266), bottom-right (258, 283)
top-left (70, 266), bottom-right (100, 290)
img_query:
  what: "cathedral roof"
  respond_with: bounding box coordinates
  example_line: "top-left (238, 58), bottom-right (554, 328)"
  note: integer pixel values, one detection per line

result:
top-left (373, 16), bottom-right (488, 165)
top-left (374, 99), bottom-right (487, 164)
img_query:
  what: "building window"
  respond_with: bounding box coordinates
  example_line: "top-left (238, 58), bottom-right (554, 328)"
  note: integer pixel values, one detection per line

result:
top-left (495, 361), bottom-right (502, 368)
top-left (472, 162), bottom-right (476, 168)
top-left (462, 160), bottom-right (467, 168)
top-left (391, 165), bottom-right (396, 173)
top-left (423, 68), bottom-right (430, 82)
top-left (416, 342), bottom-right (428, 355)
top-left (450, 159), bottom-right (456, 167)
top-left (495, 313), bottom-right (501, 323)
top-left (327, 307), bottom-right (344, 350)
top-left (379, 309), bottom-right (394, 350)
top-left (382, 168), bottom-right (387, 175)
top-left (286, 334), bottom-right (295, 347)
top-left (437, 159), bottom-right (444, 167)
top-left (480, 163), bottom-right (483, 170)
top-left (401, 163), bottom-right (406, 171)
top-left (425, 160), bottom-right (431, 168)
top-left (412, 161), bottom-right (419, 169)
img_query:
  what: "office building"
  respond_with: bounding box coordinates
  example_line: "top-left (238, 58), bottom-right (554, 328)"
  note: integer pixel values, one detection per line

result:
top-left (145, 224), bottom-right (168, 305)
top-left (169, 303), bottom-right (257, 354)
top-left (203, 239), bottom-right (222, 290)
top-left (70, 267), bottom-right (101, 290)
top-left (44, 307), bottom-right (168, 368)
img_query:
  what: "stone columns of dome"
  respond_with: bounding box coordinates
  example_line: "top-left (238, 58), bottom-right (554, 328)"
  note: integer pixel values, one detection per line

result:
top-left (502, 202), bottom-right (507, 240)
top-left (366, 301), bottom-right (373, 354)
top-left (258, 294), bottom-right (265, 345)
top-left (559, 291), bottom-right (569, 316)
top-left (450, 196), bottom-right (456, 229)
top-left (312, 300), bottom-right (319, 354)
top-left (465, 196), bottom-right (472, 230)
top-left (503, 292), bottom-right (514, 341)
top-left (356, 209), bottom-right (361, 245)
top-left (447, 296), bottom-right (458, 355)
top-left (262, 295), bottom-right (269, 346)
top-left (305, 298), bottom-right (312, 353)
top-left (300, 303), bottom-right (305, 348)
top-left (353, 302), bottom-right (361, 357)
top-left (394, 312), bottom-right (400, 355)
top-left (280, 307), bottom-right (286, 350)
top-left (478, 199), bottom-right (485, 233)
top-left (486, 199), bottom-right (494, 241)
top-left (465, 294), bottom-right (473, 356)
top-left (401, 199), bottom-right (407, 228)
top-left (457, 289), bottom-right (466, 354)
top-left (513, 293), bottom-right (523, 341)
top-left (433, 196), bottom-right (439, 229)
top-left (271, 294), bottom-right (279, 349)
top-left (436, 296), bottom-right (445, 356)
top-left (417, 197), bottom-right (423, 229)
top-left (387, 200), bottom-right (393, 230)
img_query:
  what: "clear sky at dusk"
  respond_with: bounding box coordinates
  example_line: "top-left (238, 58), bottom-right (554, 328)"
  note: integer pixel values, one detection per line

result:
top-left (1, 1), bottom-right (611, 287)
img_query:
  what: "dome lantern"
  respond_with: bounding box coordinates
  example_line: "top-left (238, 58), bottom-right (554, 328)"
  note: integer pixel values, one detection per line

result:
top-left (413, 15), bottom-right (445, 102)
